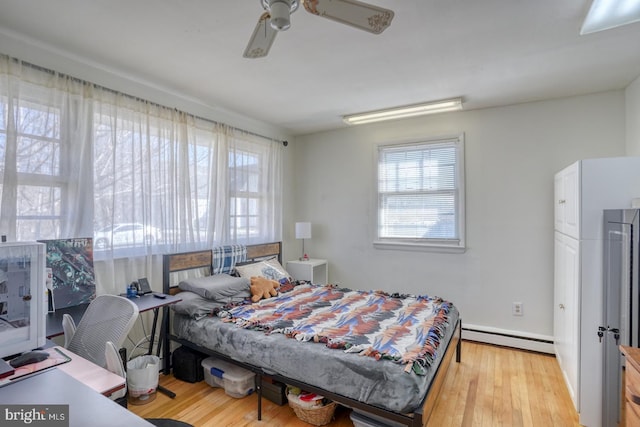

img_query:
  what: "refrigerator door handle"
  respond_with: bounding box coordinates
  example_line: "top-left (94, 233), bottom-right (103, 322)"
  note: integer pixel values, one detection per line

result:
top-left (610, 328), bottom-right (620, 344)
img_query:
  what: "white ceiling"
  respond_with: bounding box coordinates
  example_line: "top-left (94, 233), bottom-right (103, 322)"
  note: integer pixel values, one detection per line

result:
top-left (0, 0), bottom-right (639, 136)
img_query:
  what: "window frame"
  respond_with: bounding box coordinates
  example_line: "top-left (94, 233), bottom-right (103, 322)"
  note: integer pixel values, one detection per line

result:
top-left (373, 134), bottom-right (466, 253)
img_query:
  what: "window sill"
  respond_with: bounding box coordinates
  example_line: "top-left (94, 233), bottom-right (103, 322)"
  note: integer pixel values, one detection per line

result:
top-left (373, 240), bottom-right (466, 254)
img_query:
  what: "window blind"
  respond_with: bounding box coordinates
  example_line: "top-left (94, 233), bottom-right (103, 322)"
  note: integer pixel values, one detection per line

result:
top-left (377, 137), bottom-right (463, 245)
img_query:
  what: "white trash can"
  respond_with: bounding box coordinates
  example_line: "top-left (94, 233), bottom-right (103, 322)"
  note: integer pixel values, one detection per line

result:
top-left (127, 355), bottom-right (160, 405)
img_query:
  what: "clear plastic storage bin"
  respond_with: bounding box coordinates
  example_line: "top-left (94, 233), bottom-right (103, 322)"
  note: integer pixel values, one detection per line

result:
top-left (201, 357), bottom-right (255, 398)
top-left (350, 410), bottom-right (405, 427)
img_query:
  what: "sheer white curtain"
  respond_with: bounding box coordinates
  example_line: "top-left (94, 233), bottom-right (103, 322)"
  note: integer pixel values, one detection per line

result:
top-left (0, 59), bottom-right (94, 241)
top-left (0, 55), bottom-right (283, 295)
top-left (227, 127), bottom-right (283, 244)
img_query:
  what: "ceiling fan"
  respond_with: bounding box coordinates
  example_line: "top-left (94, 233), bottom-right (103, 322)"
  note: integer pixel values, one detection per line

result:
top-left (243, 0), bottom-right (394, 58)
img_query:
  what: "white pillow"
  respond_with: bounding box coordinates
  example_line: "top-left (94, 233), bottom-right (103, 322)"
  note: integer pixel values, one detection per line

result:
top-left (234, 258), bottom-right (291, 283)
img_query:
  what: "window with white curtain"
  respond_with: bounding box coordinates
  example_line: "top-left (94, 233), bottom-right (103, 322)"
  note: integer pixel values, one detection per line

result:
top-left (0, 55), bottom-right (283, 291)
top-left (0, 86), bottom-right (66, 241)
top-left (375, 135), bottom-right (465, 252)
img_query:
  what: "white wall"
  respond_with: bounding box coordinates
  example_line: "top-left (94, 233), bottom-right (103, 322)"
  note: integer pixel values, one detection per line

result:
top-left (627, 75), bottom-right (640, 156)
top-left (291, 91), bottom-right (626, 338)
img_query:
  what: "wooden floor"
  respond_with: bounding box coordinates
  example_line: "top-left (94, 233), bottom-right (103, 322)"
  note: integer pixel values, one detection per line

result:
top-left (129, 341), bottom-right (580, 427)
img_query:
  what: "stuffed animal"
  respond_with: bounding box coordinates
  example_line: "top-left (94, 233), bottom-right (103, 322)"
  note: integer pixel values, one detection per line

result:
top-left (250, 276), bottom-right (279, 302)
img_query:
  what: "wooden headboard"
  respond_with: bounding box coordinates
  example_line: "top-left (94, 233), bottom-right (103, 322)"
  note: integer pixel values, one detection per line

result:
top-left (162, 242), bottom-right (282, 295)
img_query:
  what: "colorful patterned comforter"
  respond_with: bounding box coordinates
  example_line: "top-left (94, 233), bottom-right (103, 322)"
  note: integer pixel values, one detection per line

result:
top-left (223, 284), bottom-right (453, 375)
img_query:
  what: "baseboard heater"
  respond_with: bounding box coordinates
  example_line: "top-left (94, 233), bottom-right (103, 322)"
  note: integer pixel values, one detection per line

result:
top-left (462, 324), bottom-right (554, 354)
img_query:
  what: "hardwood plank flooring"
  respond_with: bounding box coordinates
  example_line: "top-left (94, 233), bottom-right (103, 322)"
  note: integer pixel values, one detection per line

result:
top-left (129, 341), bottom-right (580, 427)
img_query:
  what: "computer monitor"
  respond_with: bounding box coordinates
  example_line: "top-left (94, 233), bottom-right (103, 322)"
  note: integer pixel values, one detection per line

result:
top-left (0, 242), bottom-right (46, 359)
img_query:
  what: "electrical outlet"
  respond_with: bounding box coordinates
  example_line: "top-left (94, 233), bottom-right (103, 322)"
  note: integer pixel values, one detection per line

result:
top-left (513, 302), bottom-right (523, 316)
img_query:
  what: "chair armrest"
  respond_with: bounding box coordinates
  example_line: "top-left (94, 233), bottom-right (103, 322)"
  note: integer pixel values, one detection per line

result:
top-left (62, 313), bottom-right (76, 348)
top-left (105, 341), bottom-right (126, 378)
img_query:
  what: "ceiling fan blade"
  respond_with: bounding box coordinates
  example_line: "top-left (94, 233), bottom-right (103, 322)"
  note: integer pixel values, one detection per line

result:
top-left (243, 12), bottom-right (278, 58)
top-left (303, 0), bottom-right (394, 34)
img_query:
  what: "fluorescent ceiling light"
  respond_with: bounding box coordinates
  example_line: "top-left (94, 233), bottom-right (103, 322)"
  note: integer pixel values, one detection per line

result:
top-left (343, 98), bottom-right (463, 125)
top-left (581, 0), bottom-right (640, 35)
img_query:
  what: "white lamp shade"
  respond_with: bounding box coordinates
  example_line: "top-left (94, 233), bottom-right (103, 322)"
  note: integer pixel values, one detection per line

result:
top-left (295, 222), bottom-right (312, 239)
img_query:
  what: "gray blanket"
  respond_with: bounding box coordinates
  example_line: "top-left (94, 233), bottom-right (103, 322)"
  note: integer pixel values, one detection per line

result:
top-left (172, 304), bottom-right (459, 414)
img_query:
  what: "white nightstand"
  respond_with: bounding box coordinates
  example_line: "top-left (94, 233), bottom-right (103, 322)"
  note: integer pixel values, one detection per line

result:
top-left (286, 259), bottom-right (328, 284)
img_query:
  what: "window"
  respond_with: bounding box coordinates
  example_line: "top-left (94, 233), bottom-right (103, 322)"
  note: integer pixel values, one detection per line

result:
top-left (375, 135), bottom-right (465, 252)
top-left (0, 94), bottom-right (65, 241)
top-left (228, 137), bottom-right (282, 245)
top-left (0, 56), bottom-right (283, 259)
top-left (229, 148), bottom-right (260, 242)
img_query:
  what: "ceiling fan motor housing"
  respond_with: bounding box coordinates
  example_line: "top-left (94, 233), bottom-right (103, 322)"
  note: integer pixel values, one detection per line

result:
top-left (262, 0), bottom-right (299, 31)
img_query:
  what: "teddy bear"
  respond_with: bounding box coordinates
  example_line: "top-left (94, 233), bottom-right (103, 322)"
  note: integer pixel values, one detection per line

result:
top-left (250, 276), bottom-right (279, 302)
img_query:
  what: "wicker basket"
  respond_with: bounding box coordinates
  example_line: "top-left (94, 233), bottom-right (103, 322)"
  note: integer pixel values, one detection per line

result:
top-left (287, 395), bottom-right (337, 426)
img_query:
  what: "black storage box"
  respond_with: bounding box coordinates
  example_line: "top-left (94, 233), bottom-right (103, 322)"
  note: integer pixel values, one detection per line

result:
top-left (261, 378), bottom-right (287, 405)
top-left (172, 346), bottom-right (207, 383)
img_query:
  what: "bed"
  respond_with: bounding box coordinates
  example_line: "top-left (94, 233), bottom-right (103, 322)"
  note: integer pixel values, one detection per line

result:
top-left (161, 242), bottom-right (461, 427)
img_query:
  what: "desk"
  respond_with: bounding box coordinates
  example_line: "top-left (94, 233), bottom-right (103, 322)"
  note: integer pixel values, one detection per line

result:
top-left (131, 294), bottom-right (182, 357)
top-left (132, 294), bottom-right (181, 398)
top-left (2, 346), bottom-right (125, 397)
top-left (0, 368), bottom-right (154, 427)
top-left (46, 294), bottom-right (182, 353)
top-left (46, 303), bottom-right (89, 338)
top-left (55, 346), bottom-right (126, 396)
top-left (45, 293), bottom-right (181, 398)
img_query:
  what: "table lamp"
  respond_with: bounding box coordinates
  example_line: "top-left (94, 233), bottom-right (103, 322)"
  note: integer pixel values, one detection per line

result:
top-left (295, 222), bottom-right (311, 261)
